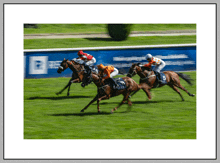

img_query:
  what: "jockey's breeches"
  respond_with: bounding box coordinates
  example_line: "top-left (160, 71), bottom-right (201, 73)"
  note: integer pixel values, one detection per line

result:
top-left (153, 61), bottom-right (166, 73)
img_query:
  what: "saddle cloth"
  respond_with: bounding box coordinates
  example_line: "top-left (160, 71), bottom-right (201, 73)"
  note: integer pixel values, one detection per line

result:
top-left (91, 66), bottom-right (98, 74)
top-left (154, 71), bottom-right (167, 88)
top-left (104, 78), bottom-right (127, 90)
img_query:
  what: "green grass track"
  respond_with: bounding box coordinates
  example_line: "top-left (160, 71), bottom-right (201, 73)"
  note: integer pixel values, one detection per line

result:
top-left (24, 72), bottom-right (196, 139)
top-left (24, 35), bottom-right (196, 49)
top-left (24, 24), bottom-right (196, 34)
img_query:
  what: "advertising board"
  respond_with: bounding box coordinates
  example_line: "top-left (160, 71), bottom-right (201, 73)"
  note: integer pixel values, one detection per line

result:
top-left (24, 44), bottom-right (196, 78)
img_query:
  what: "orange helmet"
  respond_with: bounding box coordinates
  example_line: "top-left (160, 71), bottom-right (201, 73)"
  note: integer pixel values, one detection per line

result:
top-left (97, 64), bottom-right (105, 70)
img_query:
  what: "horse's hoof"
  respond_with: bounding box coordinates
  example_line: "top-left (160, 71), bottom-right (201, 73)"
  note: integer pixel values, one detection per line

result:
top-left (67, 93), bottom-right (70, 96)
top-left (110, 110), bottom-right (114, 114)
top-left (80, 110), bottom-right (84, 112)
top-left (128, 95), bottom-right (131, 98)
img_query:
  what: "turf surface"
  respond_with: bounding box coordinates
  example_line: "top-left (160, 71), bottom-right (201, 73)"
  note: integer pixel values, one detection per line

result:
top-left (24, 24), bottom-right (196, 34)
top-left (24, 35), bottom-right (196, 49)
top-left (24, 72), bottom-right (196, 139)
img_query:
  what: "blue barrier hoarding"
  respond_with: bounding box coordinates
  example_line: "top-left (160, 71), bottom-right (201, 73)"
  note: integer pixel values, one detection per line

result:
top-left (24, 45), bottom-right (196, 79)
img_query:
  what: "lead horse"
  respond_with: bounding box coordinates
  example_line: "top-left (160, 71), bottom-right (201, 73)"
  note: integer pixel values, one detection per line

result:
top-left (127, 63), bottom-right (195, 101)
top-left (56, 58), bottom-right (85, 96)
top-left (80, 72), bottom-right (152, 113)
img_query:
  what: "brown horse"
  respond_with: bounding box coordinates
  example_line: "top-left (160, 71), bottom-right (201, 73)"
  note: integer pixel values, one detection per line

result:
top-left (80, 72), bottom-right (151, 113)
top-left (56, 58), bottom-right (85, 96)
top-left (127, 63), bottom-right (195, 101)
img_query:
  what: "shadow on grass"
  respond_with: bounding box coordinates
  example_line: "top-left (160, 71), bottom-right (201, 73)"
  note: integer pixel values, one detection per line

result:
top-left (95, 99), bottom-right (177, 105)
top-left (85, 37), bottom-right (114, 41)
top-left (131, 100), bottom-right (177, 104)
top-left (48, 111), bottom-right (112, 117)
top-left (27, 95), bottom-right (93, 100)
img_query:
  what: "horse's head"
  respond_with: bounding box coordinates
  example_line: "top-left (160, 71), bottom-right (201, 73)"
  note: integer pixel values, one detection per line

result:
top-left (57, 58), bottom-right (70, 73)
top-left (127, 63), bottom-right (142, 77)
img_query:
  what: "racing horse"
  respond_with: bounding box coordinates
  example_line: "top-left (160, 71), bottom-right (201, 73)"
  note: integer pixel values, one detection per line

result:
top-left (56, 58), bottom-right (85, 96)
top-left (127, 63), bottom-right (195, 101)
top-left (80, 72), bottom-right (152, 113)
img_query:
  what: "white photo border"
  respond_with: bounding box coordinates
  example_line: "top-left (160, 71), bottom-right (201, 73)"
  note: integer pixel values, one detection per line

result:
top-left (4, 4), bottom-right (216, 159)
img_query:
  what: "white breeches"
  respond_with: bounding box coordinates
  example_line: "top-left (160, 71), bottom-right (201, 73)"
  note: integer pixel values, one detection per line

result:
top-left (153, 61), bottom-right (166, 73)
top-left (85, 58), bottom-right (96, 66)
top-left (102, 68), bottom-right (119, 78)
top-left (110, 68), bottom-right (119, 78)
top-left (74, 57), bottom-right (96, 66)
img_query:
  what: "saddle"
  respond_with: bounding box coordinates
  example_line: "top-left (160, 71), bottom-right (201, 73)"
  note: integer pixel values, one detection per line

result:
top-left (104, 78), bottom-right (127, 90)
top-left (153, 71), bottom-right (167, 88)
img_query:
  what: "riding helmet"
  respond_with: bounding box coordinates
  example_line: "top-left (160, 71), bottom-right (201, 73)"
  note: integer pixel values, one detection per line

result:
top-left (78, 50), bottom-right (84, 56)
top-left (97, 64), bottom-right (104, 70)
top-left (146, 53), bottom-right (153, 60)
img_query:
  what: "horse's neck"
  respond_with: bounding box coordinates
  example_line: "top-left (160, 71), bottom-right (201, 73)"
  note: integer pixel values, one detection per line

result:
top-left (137, 70), bottom-right (147, 78)
top-left (69, 63), bottom-right (82, 72)
top-left (91, 74), bottom-right (103, 87)
top-left (68, 64), bottom-right (77, 71)
top-left (139, 70), bottom-right (152, 78)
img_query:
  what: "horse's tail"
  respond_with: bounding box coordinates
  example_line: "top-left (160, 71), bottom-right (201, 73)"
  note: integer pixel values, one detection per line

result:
top-left (176, 72), bottom-right (193, 86)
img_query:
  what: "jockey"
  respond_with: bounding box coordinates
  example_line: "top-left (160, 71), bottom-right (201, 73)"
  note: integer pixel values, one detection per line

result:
top-left (73, 50), bottom-right (96, 74)
top-left (97, 64), bottom-right (119, 89)
top-left (142, 53), bottom-right (166, 82)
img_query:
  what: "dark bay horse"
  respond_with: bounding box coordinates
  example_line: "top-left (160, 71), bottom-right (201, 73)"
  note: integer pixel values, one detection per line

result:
top-left (127, 63), bottom-right (195, 101)
top-left (56, 58), bottom-right (85, 96)
top-left (80, 72), bottom-right (152, 113)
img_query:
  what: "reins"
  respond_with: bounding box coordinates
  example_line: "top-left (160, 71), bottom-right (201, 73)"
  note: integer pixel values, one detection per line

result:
top-left (131, 65), bottom-right (155, 81)
top-left (127, 66), bottom-right (137, 77)
top-left (140, 74), bottom-right (156, 80)
top-left (66, 61), bottom-right (84, 81)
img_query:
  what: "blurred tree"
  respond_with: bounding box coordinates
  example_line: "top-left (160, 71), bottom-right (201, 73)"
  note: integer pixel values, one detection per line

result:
top-left (107, 24), bottom-right (132, 41)
top-left (24, 24), bottom-right (38, 28)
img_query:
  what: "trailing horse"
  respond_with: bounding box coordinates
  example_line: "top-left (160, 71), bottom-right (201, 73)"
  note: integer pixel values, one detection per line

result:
top-left (80, 72), bottom-right (151, 113)
top-left (127, 63), bottom-right (195, 101)
top-left (56, 58), bottom-right (85, 96)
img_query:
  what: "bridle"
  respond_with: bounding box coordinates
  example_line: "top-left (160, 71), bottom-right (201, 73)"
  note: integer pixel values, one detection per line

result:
top-left (127, 64), bottom-right (155, 81)
top-left (127, 66), bottom-right (137, 77)
top-left (58, 60), bottom-right (85, 82)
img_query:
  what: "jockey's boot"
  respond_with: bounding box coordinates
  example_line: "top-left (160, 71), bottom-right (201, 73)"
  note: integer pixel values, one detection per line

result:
top-left (109, 78), bottom-right (119, 90)
top-left (84, 65), bottom-right (92, 74)
top-left (156, 72), bottom-right (162, 83)
top-left (84, 65), bottom-right (92, 85)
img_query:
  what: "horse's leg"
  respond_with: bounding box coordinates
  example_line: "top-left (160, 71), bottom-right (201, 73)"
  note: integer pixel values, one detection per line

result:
top-left (96, 94), bottom-right (110, 113)
top-left (81, 94), bottom-right (98, 112)
top-left (56, 79), bottom-right (72, 95)
top-left (168, 84), bottom-right (185, 101)
top-left (139, 83), bottom-right (152, 100)
top-left (67, 84), bottom-right (71, 96)
top-left (56, 78), bottom-right (80, 96)
top-left (174, 83), bottom-right (195, 97)
top-left (111, 93), bottom-right (129, 113)
top-left (170, 74), bottom-right (195, 97)
top-left (127, 97), bottom-right (132, 106)
top-left (129, 90), bottom-right (139, 98)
